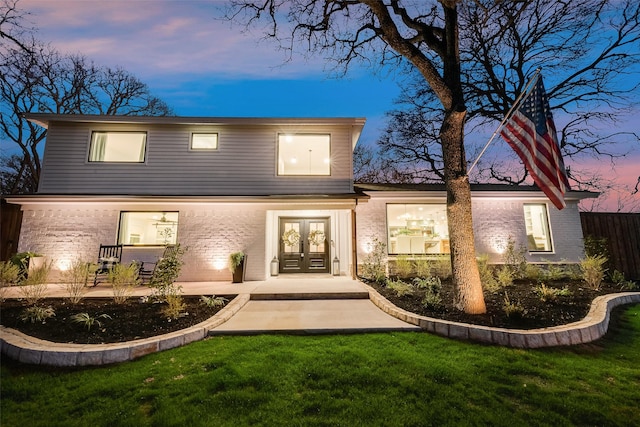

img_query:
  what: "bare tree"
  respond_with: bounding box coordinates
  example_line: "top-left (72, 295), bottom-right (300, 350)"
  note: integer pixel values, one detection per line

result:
top-left (227, 0), bottom-right (487, 313)
top-left (380, 0), bottom-right (640, 191)
top-left (0, 0), bottom-right (173, 194)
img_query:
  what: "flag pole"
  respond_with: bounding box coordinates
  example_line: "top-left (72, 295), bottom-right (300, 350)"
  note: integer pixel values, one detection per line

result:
top-left (467, 68), bottom-right (543, 175)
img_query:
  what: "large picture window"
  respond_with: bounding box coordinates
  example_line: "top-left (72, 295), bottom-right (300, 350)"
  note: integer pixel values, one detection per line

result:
top-left (524, 204), bottom-right (552, 252)
top-left (89, 131), bottom-right (146, 162)
top-left (118, 212), bottom-right (178, 245)
top-left (387, 204), bottom-right (450, 255)
top-left (278, 134), bottom-right (330, 175)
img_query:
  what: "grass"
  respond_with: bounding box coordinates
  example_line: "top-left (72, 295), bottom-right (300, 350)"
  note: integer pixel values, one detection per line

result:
top-left (1, 304), bottom-right (639, 426)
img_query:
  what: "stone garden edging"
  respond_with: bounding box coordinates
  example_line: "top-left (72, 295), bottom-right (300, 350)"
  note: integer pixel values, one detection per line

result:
top-left (0, 294), bottom-right (251, 367)
top-left (365, 284), bottom-right (640, 348)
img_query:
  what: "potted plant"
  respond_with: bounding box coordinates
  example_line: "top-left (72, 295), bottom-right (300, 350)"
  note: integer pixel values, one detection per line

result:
top-left (228, 251), bottom-right (246, 283)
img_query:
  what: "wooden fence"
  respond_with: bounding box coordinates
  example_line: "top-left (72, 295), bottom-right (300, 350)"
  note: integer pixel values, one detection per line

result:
top-left (580, 212), bottom-right (640, 280)
top-left (1, 200), bottom-right (23, 262)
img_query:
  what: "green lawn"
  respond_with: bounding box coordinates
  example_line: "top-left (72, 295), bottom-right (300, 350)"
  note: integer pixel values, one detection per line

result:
top-left (2, 304), bottom-right (639, 427)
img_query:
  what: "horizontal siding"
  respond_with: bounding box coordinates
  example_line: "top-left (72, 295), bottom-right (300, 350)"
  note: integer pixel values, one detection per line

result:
top-left (39, 122), bottom-right (355, 195)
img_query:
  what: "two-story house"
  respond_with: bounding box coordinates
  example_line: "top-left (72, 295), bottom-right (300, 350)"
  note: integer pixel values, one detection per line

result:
top-left (7, 113), bottom-right (596, 282)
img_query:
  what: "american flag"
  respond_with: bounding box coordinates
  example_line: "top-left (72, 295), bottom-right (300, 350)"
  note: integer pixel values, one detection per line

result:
top-left (500, 75), bottom-right (570, 209)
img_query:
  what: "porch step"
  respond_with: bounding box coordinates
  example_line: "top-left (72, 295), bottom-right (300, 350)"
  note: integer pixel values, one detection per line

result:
top-left (250, 291), bottom-right (370, 300)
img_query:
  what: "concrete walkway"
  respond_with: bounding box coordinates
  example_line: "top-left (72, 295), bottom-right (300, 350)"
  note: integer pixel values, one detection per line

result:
top-left (1, 275), bottom-right (421, 334)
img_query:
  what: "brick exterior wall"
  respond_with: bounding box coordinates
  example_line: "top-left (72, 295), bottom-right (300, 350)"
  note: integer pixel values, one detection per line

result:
top-left (17, 203), bottom-right (269, 282)
top-left (356, 196), bottom-right (586, 265)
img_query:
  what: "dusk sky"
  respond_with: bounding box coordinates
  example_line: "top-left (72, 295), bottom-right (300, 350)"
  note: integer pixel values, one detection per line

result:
top-left (15, 0), bottom-right (640, 211)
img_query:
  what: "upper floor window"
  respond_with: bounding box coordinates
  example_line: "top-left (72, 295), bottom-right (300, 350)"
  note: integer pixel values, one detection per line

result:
top-left (524, 204), bottom-right (553, 252)
top-left (278, 134), bottom-right (330, 176)
top-left (89, 131), bottom-right (146, 162)
top-left (118, 211), bottom-right (178, 245)
top-left (191, 133), bottom-right (218, 150)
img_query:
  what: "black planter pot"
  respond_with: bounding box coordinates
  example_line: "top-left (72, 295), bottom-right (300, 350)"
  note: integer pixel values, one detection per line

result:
top-left (232, 256), bottom-right (246, 283)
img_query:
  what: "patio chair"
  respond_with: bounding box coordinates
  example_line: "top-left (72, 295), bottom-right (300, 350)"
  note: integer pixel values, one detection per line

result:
top-left (93, 244), bottom-right (123, 286)
top-left (137, 245), bottom-right (178, 284)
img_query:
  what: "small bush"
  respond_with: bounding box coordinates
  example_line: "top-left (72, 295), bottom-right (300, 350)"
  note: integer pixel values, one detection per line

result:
top-left (502, 293), bottom-right (526, 319)
top-left (20, 306), bottom-right (55, 324)
top-left (417, 277), bottom-right (443, 310)
top-left (386, 279), bottom-right (414, 297)
top-left (523, 263), bottom-right (543, 282)
top-left (477, 254), bottom-right (499, 292)
top-left (535, 283), bottom-right (572, 303)
top-left (0, 261), bottom-right (20, 302)
top-left (393, 255), bottom-right (413, 278)
top-left (61, 259), bottom-right (94, 304)
top-left (413, 258), bottom-right (432, 278)
top-left (360, 238), bottom-right (388, 283)
top-left (432, 256), bottom-right (452, 279)
top-left (70, 312), bottom-right (111, 330)
top-left (108, 262), bottom-right (140, 304)
top-left (503, 237), bottom-right (527, 279)
top-left (422, 291), bottom-right (443, 310)
top-left (609, 269), bottom-right (626, 286)
top-left (150, 244), bottom-right (186, 301)
top-left (543, 263), bottom-right (566, 281)
top-left (495, 266), bottom-right (514, 288)
top-left (413, 276), bottom-right (442, 292)
top-left (162, 294), bottom-right (187, 320)
top-left (580, 255), bottom-right (607, 290)
top-left (620, 280), bottom-right (638, 291)
top-left (200, 295), bottom-right (228, 308)
top-left (19, 260), bottom-right (53, 305)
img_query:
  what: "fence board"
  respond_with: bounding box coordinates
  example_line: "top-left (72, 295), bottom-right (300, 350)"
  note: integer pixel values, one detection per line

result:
top-left (580, 212), bottom-right (640, 280)
top-left (1, 200), bottom-right (23, 261)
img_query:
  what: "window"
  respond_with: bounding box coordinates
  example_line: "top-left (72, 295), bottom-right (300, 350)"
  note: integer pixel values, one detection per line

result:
top-left (89, 132), bottom-right (146, 162)
top-left (386, 204), bottom-right (450, 255)
top-left (118, 212), bottom-right (178, 245)
top-left (278, 134), bottom-right (330, 175)
top-left (191, 133), bottom-right (218, 150)
top-left (524, 204), bottom-right (552, 252)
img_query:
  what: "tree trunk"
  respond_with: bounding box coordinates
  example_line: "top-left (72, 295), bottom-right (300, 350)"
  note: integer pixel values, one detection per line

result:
top-left (441, 109), bottom-right (486, 314)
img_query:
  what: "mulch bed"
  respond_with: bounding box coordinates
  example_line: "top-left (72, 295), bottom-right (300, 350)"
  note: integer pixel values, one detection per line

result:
top-left (0, 296), bottom-right (234, 344)
top-left (369, 278), bottom-right (626, 329)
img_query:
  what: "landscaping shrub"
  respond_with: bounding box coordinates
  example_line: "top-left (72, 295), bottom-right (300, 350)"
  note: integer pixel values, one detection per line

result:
top-left (162, 294), bottom-right (187, 320)
top-left (108, 262), bottom-right (140, 304)
top-left (413, 257), bottom-right (432, 278)
top-left (200, 295), bottom-right (228, 308)
top-left (392, 255), bottom-right (413, 278)
top-left (503, 237), bottom-right (527, 279)
top-left (19, 306), bottom-right (55, 324)
top-left (386, 279), bottom-right (414, 297)
top-left (71, 312), bottom-right (111, 330)
top-left (523, 263), bottom-right (543, 282)
top-left (61, 259), bottom-right (94, 304)
top-left (580, 255), bottom-right (607, 290)
top-left (535, 283), bottom-right (572, 303)
top-left (502, 292), bottom-right (526, 319)
top-left (477, 254), bottom-right (499, 292)
top-left (495, 266), bottom-right (514, 288)
top-left (360, 238), bottom-right (387, 283)
top-left (150, 244), bottom-right (186, 300)
top-left (0, 261), bottom-right (20, 302)
top-left (431, 255), bottom-right (451, 279)
top-left (19, 260), bottom-right (52, 305)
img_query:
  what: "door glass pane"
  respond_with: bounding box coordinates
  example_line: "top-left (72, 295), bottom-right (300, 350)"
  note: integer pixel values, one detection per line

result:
top-left (308, 222), bottom-right (326, 253)
top-left (282, 222), bottom-right (301, 253)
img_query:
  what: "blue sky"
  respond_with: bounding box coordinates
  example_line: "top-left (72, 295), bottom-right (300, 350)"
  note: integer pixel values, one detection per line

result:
top-left (14, 0), bottom-right (640, 210)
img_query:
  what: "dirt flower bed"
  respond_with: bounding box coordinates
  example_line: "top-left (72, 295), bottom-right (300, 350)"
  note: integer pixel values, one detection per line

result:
top-left (0, 296), bottom-right (234, 344)
top-left (369, 279), bottom-right (628, 329)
